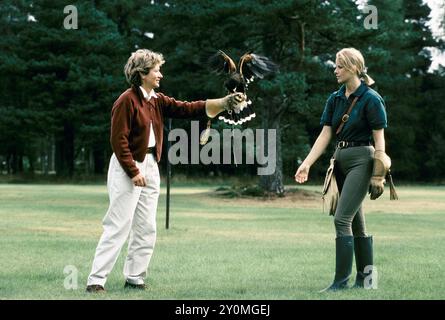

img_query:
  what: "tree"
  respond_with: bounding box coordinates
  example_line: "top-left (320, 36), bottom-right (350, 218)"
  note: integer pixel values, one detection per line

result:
top-left (14, 0), bottom-right (126, 176)
top-left (365, 0), bottom-right (438, 180)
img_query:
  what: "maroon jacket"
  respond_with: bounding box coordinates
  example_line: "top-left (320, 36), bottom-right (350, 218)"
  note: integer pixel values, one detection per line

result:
top-left (110, 86), bottom-right (206, 178)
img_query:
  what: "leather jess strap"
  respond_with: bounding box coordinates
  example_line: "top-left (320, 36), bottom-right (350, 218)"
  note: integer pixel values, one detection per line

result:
top-left (336, 96), bottom-right (359, 135)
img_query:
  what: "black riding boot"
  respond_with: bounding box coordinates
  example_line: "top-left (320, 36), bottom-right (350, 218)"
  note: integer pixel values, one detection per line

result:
top-left (320, 235), bottom-right (354, 292)
top-left (353, 236), bottom-right (374, 288)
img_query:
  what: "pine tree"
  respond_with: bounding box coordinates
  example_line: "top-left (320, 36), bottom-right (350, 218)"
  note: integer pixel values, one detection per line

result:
top-left (15, 0), bottom-right (126, 176)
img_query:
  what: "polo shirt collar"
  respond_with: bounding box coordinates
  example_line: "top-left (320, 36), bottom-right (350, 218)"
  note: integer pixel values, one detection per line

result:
top-left (335, 81), bottom-right (368, 98)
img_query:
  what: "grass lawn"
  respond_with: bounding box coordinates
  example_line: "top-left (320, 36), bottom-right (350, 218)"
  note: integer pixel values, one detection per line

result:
top-left (0, 183), bottom-right (444, 300)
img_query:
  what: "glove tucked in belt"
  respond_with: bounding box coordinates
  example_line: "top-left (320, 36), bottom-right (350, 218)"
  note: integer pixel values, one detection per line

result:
top-left (369, 150), bottom-right (398, 200)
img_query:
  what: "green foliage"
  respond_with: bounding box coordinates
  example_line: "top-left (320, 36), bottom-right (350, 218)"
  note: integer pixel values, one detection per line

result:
top-left (0, 0), bottom-right (127, 175)
top-left (0, 0), bottom-right (444, 181)
top-left (365, 0), bottom-right (444, 180)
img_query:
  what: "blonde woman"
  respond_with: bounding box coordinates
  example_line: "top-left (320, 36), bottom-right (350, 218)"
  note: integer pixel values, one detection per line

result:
top-left (295, 48), bottom-right (388, 291)
top-left (86, 49), bottom-right (244, 293)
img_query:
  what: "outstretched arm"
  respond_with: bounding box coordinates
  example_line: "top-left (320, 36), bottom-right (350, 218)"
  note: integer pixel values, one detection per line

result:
top-left (205, 93), bottom-right (246, 118)
top-left (295, 125), bottom-right (333, 183)
top-left (160, 92), bottom-right (245, 119)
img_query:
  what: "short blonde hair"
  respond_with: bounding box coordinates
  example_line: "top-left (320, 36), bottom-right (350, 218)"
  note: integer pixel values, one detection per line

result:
top-left (124, 49), bottom-right (165, 86)
top-left (336, 48), bottom-right (375, 86)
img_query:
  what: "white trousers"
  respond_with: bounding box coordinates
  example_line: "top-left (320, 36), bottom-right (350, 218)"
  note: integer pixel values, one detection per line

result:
top-left (87, 153), bottom-right (160, 286)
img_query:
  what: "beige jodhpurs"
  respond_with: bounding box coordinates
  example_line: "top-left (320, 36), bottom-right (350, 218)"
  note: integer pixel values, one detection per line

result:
top-left (87, 153), bottom-right (160, 286)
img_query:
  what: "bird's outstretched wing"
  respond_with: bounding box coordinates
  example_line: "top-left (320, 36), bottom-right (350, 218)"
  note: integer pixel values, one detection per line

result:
top-left (207, 50), bottom-right (278, 126)
top-left (207, 50), bottom-right (236, 75)
top-left (238, 52), bottom-right (279, 82)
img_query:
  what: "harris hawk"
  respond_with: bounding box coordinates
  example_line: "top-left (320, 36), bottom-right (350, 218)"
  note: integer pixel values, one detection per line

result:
top-left (207, 50), bottom-right (279, 125)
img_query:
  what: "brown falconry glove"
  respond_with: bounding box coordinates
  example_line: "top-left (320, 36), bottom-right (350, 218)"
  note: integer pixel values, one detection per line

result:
top-left (201, 93), bottom-right (247, 145)
top-left (205, 92), bottom-right (246, 117)
top-left (224, 92), bottom-right (247, 114)
top-left (369, 150), bottom-right (395, 200)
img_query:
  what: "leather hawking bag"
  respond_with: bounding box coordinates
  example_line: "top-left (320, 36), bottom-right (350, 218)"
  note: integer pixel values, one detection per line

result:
top-left (322, 157), bottom-right (339, 216)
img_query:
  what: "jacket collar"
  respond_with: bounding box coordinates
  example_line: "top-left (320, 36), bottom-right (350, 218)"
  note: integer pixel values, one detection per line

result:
top-left (131, 85), bottom-right (157, 106)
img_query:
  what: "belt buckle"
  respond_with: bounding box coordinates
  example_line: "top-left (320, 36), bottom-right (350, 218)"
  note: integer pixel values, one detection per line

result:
top-left (338, 141), bottom-right (348, 148)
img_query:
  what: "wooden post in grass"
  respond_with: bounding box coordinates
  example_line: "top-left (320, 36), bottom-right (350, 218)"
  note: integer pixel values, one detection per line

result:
top-left (166, 118), bottom-right (172, 229)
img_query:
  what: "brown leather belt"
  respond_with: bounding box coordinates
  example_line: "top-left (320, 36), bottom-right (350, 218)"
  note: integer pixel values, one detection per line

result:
top-left (146, 146), bottom-right (156, 154)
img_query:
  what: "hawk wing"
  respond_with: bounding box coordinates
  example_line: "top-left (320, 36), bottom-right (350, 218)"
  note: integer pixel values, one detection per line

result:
top-left (207, 50), bottom-right (236, 75)
top-left (238, 52), bottom-right (279, 82)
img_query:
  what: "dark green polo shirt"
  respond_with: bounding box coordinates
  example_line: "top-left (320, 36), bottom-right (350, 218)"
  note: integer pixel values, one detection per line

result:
top-left (320, 81), bottom-right (387, 142)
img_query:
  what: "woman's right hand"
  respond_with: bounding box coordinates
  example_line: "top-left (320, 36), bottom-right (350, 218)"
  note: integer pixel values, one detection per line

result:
top-left (131, 173), bottom-right (146, 187)
top-left (295, 163), bottom-right (310, 184)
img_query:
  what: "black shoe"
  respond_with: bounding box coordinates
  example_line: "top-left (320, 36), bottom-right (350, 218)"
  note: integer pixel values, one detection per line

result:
top-left (353, 236), bottom-right (374, 288)
top-left (124, 281), bottom-right (146, 290)
top-left (320, 236), bottom-right (354, 292)
top-left (86, 284), bottom-right (106, 293)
